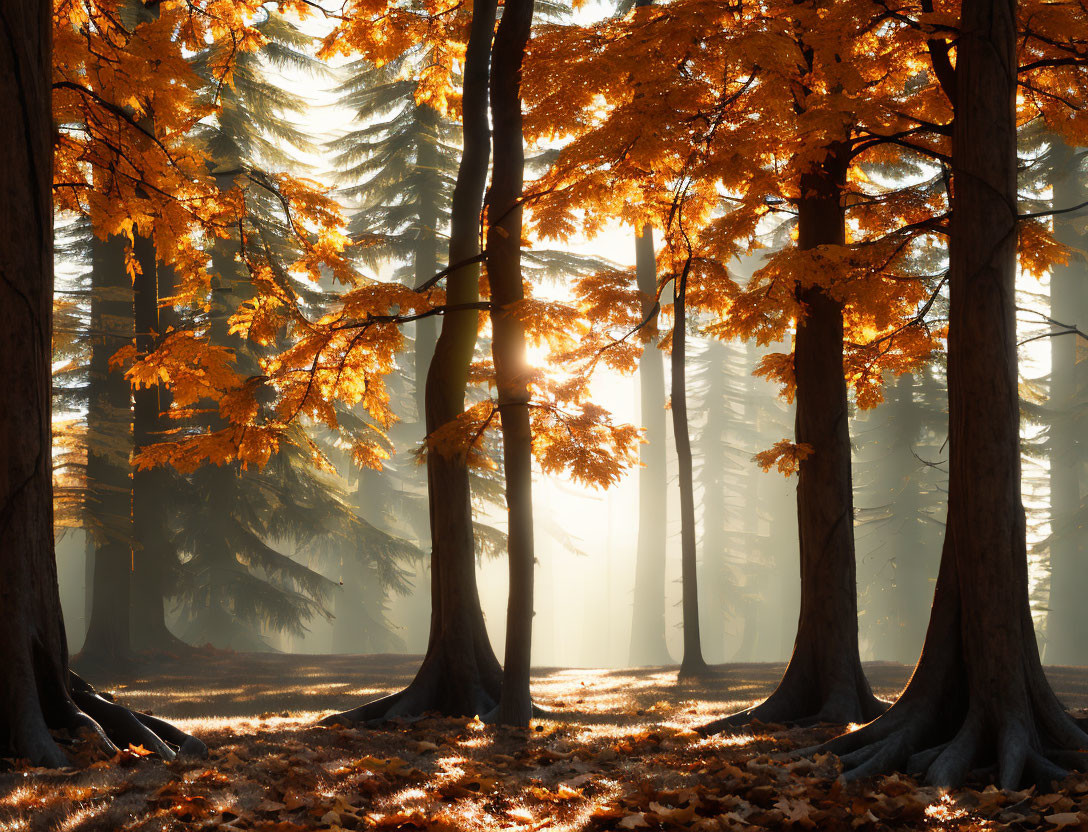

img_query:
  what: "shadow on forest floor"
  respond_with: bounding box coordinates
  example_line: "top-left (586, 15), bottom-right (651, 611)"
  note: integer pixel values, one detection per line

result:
top-left (5, 656), bottom-right (1088, 831)
top-left (87, 653), bottom-right (1088, 727)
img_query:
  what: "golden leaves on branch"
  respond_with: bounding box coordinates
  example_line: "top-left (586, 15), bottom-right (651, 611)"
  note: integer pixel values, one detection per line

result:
top-left (754, 439), bottom-right (814, 476)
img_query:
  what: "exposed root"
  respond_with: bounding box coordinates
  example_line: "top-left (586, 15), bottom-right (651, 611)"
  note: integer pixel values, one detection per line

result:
top-left (700, 679), bottom-right (887, 735)
top-left (678, 661), bottom-right (717, 682)
top-left (68, 673), bottom-right (207, 761)
top-left (319, 656), bottom-right (501, 727)
top-left (816, 690), bottom-right (1088, 789)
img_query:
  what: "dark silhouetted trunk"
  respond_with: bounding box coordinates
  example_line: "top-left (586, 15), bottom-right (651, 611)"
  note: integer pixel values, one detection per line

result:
top-left (80, 234), bottom-right (134, 668)
top-left (705, 144), bottom-right (882, 728)
top-left (0, 4), bottom-right (204, 764)
top-left (488, 0), bottom-right (536, 726)
top-left (629, 225), bottom-right (672, 667)
top-left (322, 0), bottom-right (502, 724)
top-left (0, 1), bottom-right (78, 764)
top-left (1045, 141), bottom-right (1088, 666)
top-left (673, 262), bottom-right (709, 678)
top-left (824, 0), bottom-right (1088, 787)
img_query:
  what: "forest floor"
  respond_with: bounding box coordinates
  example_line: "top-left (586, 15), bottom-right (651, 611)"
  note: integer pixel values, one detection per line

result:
top-left (8, 655), bottom-right (1088, 831)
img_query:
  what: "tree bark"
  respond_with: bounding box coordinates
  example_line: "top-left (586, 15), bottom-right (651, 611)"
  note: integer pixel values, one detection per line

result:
top-left (822, 0), bottom-right (1088, 788)
top-left (705, 144), bottom-right (883, 728)
top-left (0, 1), bottom-right (203, 764)
top-left (322, 0), bottom-right (502, 724)
top-left (629, 225), bottom-right (672, 667)
top-left (1044, 141), bottom-right (1088, 666)
top-left (673, 261), bottom-right (709, 678)
top-left (488, 0), bottom-right (536, 726)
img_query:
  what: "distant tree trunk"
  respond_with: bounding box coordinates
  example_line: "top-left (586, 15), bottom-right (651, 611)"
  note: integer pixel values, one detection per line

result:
top-left (413, 104), bottom-right (443, 428)
top-left (488, 0), bottom-right (536, 726)
top-left (705, 144), bottom-right (883, 728)
top-left (629, 225), bottom-right (672, 667)
top-left (1045, 140), bottom-right (1088, 666)
top-left (129, 231), bottom-right (180, 651)
top-left (0, 3), bottom-right (203, 763)
top-left (824, 0), bottom-right (1088, 788)
top-left (80, 234), bottom-right (134, 668)
top-left (322, 0), bottom-right (502, 724)
top-left (886, 370), bottom-right (944, 664)
top-left (699, 340), bottom-right (728, 663)
top-left (127, 2), bottom-right (179, 653)
top-left (672, 261), bottom-right (709, 678)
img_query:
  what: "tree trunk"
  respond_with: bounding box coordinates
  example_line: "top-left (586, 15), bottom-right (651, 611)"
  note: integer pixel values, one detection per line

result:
top-left (629, 225), bottom-right (672, 667)
top-left (0, 3), bottom-right (203, 764)
top-left (80, 234), bottom-right (134, 668)
top-left (705, 144), bottom-right (883, 728)
top-left (1044, 141), bottom-right (1088, 666)
top-left (823, 0), bottom-right (1088, 788)
top-left (488, 0), bottom-right (536, 726)
top-left (126, 2), bottom-right (179, 653)
top-left (322, 0), bottom-right (502, 724)
top-left (673, 262), bottom-right (709, 678)
top-left (0, 0), bottom-right (77, 764)
top-left (129, 230), bottom-right (180, 651)
top-left (413, 104), bottom-right (442, 428)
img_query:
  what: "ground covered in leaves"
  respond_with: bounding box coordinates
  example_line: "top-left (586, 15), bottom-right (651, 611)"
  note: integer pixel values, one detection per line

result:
top-left (8, 655), bottom-right (1088, 831)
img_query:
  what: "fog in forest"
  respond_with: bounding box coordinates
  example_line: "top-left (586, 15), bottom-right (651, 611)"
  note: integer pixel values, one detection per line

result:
top-left (49, 3), bottom-right (1086, 675)
top-left (54, 241), bottom-right (1082, 669)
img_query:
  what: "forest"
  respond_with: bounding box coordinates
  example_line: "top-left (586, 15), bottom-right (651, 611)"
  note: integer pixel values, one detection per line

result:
top-left (2, 0), bottom-right (1088, 829)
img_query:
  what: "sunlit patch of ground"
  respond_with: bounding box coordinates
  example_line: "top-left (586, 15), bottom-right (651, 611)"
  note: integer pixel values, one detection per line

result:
top-left (4, 656), bottom-right (1088, 830)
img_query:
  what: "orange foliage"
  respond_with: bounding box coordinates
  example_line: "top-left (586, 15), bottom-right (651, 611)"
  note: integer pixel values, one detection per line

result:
top-left (55, 0), bottom-right (1088, 491)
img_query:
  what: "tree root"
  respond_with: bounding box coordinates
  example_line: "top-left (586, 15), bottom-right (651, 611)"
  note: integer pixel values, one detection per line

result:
top-left (320, 665), bottom-right (556, 728)
top-left (700, 677), bottom-right (887, 735)
top-left (319, 654), bottom-right (501, 727)
top-left (816, 693), bottom-right (1088, 789)
top-left (67, 673), bottom-right (207, 761)
top-left (678, 660), bottom-right (717, 682)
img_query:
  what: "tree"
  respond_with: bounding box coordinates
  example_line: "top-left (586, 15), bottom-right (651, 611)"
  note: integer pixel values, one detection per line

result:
top-left (79, 234), bottom-right (137, 668)
top-left (823, 0), bottom-right (1088, 788)
top-left (526, 1), bottom-right (937, 721)
top-left (488, 0), bottom-right (537, 726)
top-left (629, 226), bottom-right (672, 667)
top-left (321, 0), bottom-right (504, 722)
top-left (0, 0), bottom-right (202, 765)
top-left (1043, 140), bottom-right (1088, 666)
top-left (671, 250), bottom-right (710, 678)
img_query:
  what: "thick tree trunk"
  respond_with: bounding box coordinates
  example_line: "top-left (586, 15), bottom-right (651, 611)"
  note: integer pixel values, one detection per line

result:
top-left (673, 263), bottom-right (709, 679)
top-left (629, 225), bottom-right (672, 667)
top-left (322, 0), bottom-right (502, 724)
top-left (705, 144), bottom-right (883, 729)
top-left (80, 234), bottom-right (134, 668)
top-left (488, 0), bottom-right (536, 726)
top-left (0, 2), bottom-right (203, 764)
top-left (1045, 141), bottom-right (1088, 666)
top-left (822, 0), bottom-right (1088, 788)
top-left (0, 1), bottom-right (77, 764)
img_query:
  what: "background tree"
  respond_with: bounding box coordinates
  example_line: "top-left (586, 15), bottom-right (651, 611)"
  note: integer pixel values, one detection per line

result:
top-left (824, 0), bottom-right (1088, 788)
top-left (1043, 140), bottom-right (1088, 666)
